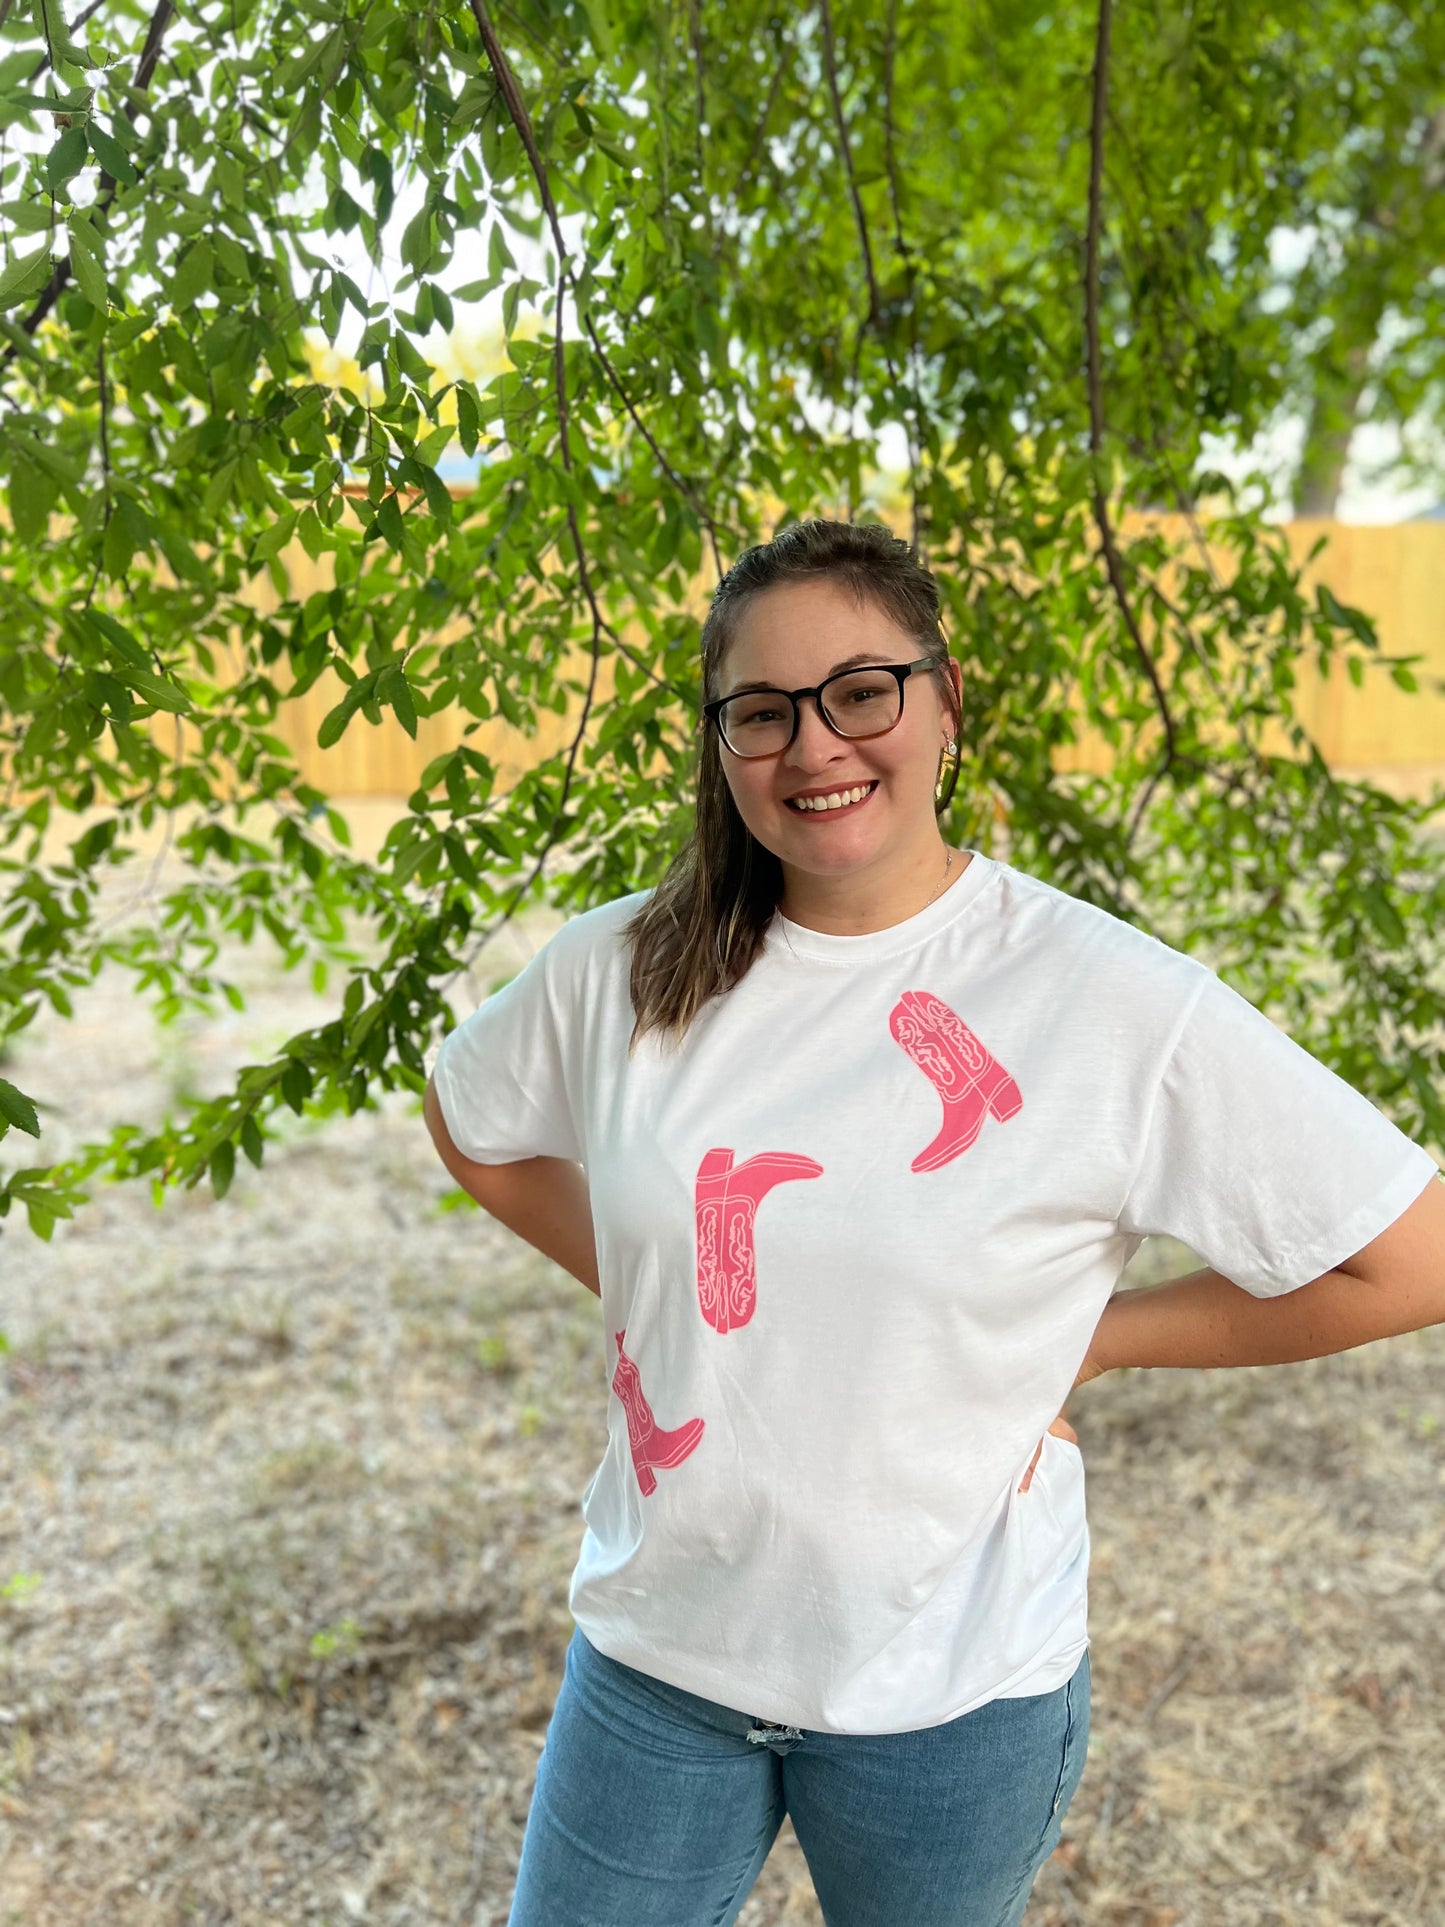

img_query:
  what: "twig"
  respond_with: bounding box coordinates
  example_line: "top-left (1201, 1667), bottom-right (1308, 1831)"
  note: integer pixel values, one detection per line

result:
top-left (819, 0), bottom-right (927, 553)
top-left (28, 0), bottom-right (103, 76)
top-left (734, 45), bottom-right (791, 200)
top-left (581, 311), bottom-right (724, 581)
top-left (459, 0), bottom-right (616, 965)
top-left (466, 0), bottom-right (726, 584)
top-left (1142, 1637), bottom-right (1202, 1726)
top-left (1084, 0), bottom-right (1180, 855)
top-left (0, 0), bottom-right (176, 371)
top-left (687, 0), bottom-right (711, 245)
top-left (818, 0), bottom-right (881, 330)
top-left (882, 0), bottom-right (925, 552)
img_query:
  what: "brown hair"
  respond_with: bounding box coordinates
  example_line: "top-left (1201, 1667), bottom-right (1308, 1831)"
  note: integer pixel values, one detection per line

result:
top-left (623, 519), bottom-right (962, 1052)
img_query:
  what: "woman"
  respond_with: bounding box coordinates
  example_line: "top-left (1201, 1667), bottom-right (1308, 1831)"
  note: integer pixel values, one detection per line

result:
top-left (424, 519), bottom-right (1443, 1927)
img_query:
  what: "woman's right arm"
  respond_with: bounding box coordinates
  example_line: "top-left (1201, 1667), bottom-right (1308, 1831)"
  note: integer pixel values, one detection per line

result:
top-left (424, 1074), bottom-right (601, 1298)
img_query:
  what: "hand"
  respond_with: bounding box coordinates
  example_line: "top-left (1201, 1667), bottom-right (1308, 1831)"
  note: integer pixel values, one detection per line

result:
top-left (1018, 1326), bottom-right (1113, 1494)
top-left (1018, 1412), bottom-right (1079, 1494)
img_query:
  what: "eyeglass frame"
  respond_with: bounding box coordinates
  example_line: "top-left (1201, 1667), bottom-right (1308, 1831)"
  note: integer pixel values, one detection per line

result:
top-left (701, 657), bottom-right (943, 758)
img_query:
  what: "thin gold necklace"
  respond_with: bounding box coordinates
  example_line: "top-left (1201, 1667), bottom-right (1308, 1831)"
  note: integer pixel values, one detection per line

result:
top-left (921, 846), bottom-right (955, 910)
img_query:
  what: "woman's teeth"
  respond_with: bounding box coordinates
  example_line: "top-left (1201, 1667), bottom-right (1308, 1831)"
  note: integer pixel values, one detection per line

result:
top-left (785, 782), bottom-right (877, 813)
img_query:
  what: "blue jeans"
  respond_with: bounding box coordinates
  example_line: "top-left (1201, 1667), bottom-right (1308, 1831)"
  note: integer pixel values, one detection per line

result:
top-left (507, 1626), bottom-right (1090, 1927)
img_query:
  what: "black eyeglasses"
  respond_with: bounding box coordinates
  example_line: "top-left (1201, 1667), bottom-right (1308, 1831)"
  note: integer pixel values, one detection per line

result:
top-left (702, 658), bottom-right (939, 759)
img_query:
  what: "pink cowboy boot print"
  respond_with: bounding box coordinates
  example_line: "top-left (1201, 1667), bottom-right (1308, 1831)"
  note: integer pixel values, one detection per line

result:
top-left (695, 1147), bottom-right (825, 1333)
top-left (889, 989), bottom-right (1023, 1172)
top-left (612, 1328), bottom-right (705, 1497)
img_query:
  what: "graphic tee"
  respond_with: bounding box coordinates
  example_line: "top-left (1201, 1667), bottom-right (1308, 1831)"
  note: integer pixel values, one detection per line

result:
top-left (431, 850), bottom-right (1439, 1734)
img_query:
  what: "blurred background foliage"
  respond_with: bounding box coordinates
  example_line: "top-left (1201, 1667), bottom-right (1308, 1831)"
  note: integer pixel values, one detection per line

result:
top-left (1, 0), bottom-right (1443, 1236)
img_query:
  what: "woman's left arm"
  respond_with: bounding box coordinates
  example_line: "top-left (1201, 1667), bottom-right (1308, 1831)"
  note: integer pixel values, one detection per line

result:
top-left (1083, 1175), bottom-right (1445, 1378)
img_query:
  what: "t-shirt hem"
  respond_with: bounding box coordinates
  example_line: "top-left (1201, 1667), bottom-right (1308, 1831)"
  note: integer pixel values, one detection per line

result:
top-left (569, 1610), bottom-right (1091, 1736)
top-left (1248, 1147), bottom-right (1439, 1297)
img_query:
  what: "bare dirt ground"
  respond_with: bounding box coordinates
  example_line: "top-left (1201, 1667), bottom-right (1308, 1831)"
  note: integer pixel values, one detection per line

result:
top-left (2, 837), bottom-right (1443, 1927)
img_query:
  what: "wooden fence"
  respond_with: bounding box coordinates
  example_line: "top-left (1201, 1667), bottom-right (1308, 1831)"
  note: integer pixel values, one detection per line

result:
top-left (247, 517), bottom-right (1445, 801)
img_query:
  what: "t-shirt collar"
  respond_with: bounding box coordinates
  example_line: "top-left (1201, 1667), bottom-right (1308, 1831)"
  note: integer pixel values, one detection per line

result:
top-left (765, 849), bottom-right (995, 965)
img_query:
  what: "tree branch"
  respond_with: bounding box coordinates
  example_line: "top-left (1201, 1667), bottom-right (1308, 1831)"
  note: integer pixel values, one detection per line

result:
top-left (819, 0), bottom-right (930, 554)
top-left (580, 312), bottom-right (725, 581)
top-left (882, 0), bottom-right (925, 552)
top-left (0, 0), bottom-right (176, 372)
top-left (461, 0), bottom-right (695, 963)
top-left (819, 0), bottom-right (881, 330)
top-left (687, 0), bottom-right (709, 234)
top-left (467, 0), bottom-right (727, 599)
top-left (734, 43), bottom-right (791, 200)
top-left (1084, 0), bottom-right (1180, 854)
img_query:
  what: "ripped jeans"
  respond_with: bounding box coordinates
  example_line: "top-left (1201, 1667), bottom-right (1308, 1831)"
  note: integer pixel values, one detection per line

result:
top-left (505, 1626), bottom-right (1090, 1927)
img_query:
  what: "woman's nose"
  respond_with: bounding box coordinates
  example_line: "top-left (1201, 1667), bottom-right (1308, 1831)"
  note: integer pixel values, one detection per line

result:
top-left (786, 694), bottom-right (843, 761)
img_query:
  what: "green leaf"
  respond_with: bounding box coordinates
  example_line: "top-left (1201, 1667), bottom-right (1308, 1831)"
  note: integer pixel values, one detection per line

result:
top-left (281, 1060), bottom-right (312, 1113)
top-left (488, 223), bottom-right (515, 278)
top-left (83, 607), bottom-right (149, 664)
top-left (317, 671), bottom-right (378, 748)
top-left (1361, 885), bottom-right (1406, 948)
top-left (102, 508), bottom-right (135, 579)
top-left (419, 465), bottom-right (453, 526)
top-left (580, 0), bottom-right (616, 56)
top-left (209, 1138), bottom-right (235, 1200)
top-left (456, 385), bottom-right (479, 456)
top-left (377, 663), bottom-right (418, 738)
top-left (400, 204), bottom-right (433, 274)
top-left (86, 121), bottom-right (138, 185)
top-left (66, 212), bottom-right (106, 309)
top-left (45, 122), bottom-right (88, 195)
top-left (8, 461), bottom-right (58, 545)
top-left (0, 1078), bottom-right (41, 1138)
top-left (0, 242), bottom-right (55, 309)
top-left (253, 510), bottom-right (297, 561)
top-left (169, 242), bottom-right (213, 309)
top-left (125, 668), bottom-right (192, 714)
top-left (417, 420), bottom-right (453, 465)
top-left (376, 491), bottom-right (405, 550)
top-left (297, 505), bottom-right (324, 560)
top-left (240, 1113), bottom-right (265, 1168)
top-left (213, 151), bottom-right (245, 210)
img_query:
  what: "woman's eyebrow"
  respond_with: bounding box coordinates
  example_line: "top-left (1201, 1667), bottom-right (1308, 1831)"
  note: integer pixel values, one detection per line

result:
top-left (722, 651), bottom-right (895, 697)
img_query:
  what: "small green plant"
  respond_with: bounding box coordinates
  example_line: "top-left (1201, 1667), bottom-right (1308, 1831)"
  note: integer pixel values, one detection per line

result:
top-left (476, 1333), bottom-right (509, 1372)
top-left (518, 1403), bottom-right (542, 1439)
top-left (1, 1572), bottom-right (41, 1600)
top-left (309, 1616), bottom-right (363, 1661)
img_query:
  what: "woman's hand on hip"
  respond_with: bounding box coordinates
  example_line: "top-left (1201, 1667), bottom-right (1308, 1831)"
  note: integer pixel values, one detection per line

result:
top-left (1018, 1413), bottom-right (1079, 1493)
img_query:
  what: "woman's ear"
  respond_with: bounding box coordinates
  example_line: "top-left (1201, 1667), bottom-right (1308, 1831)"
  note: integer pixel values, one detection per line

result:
top-left (944, 657), bottom-right (963, 738)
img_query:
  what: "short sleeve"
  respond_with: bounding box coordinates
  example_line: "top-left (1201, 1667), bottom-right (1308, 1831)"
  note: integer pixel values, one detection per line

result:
top-left (1118, 969), bottom-right (1440, 1297)
top-left (430, 938), bottom-right (583, 1166)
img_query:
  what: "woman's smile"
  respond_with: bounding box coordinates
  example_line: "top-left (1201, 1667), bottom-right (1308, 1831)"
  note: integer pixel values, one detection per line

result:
top-left (783, 780), bottom-right (880, 816)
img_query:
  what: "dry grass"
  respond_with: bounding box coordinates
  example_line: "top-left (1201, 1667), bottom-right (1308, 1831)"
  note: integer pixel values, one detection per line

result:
top-left (2, 881), bottom-right (1443, 1926)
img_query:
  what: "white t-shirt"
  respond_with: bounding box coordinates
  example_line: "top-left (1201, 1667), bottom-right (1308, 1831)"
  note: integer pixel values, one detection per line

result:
top-left (431, 849), bottom-right (1438, 1735)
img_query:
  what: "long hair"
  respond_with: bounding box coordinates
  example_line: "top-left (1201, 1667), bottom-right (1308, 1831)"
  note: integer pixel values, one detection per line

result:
top-left (623, 519), bottom-right (962, 1052)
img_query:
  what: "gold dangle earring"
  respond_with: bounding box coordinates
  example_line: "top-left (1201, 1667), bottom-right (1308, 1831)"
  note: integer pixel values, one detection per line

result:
top-left (934, 735), bottom-right (960, 812)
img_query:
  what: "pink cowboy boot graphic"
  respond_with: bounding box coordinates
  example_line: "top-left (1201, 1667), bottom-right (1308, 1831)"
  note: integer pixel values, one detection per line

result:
top-left (889, 989), bottom-right (1023, 1173)
top-left (612, 1328), bottom-right (705, 1497)
top-left (695, 1147), bottom-right (825, 1333)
